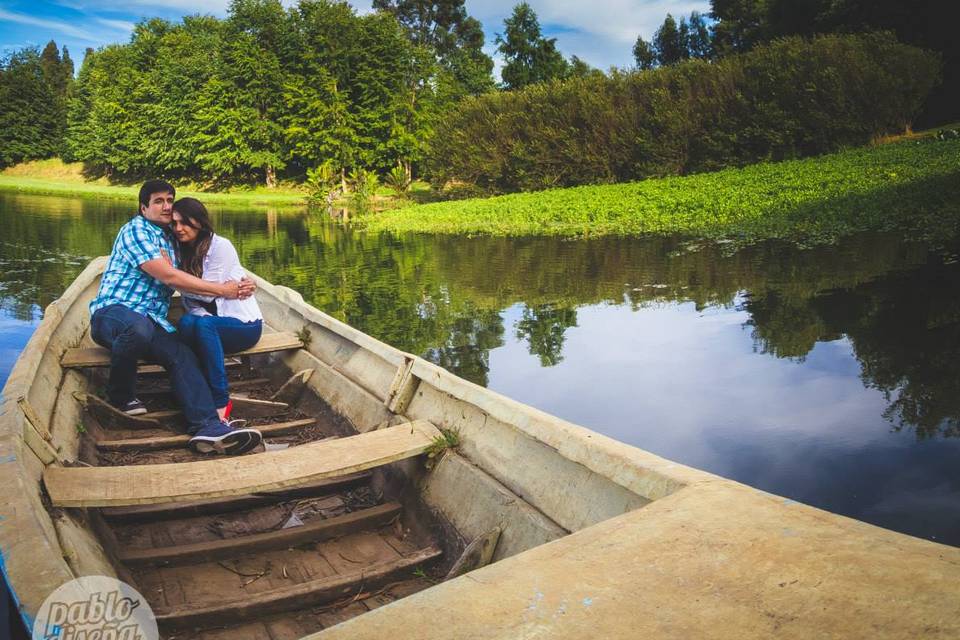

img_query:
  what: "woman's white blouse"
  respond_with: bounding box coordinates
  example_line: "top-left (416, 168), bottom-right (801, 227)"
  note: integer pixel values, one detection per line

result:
top-left (182, 234), bottom-right (263, 323)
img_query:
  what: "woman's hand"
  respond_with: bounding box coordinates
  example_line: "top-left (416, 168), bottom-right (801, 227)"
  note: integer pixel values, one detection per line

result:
top-left (220, 278), bottom-right (256, 300)
top-left (238, 277), bottom-right (256, 299)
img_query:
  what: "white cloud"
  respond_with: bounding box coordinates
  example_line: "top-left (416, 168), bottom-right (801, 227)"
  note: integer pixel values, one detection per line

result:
top-left (94, 18), bottom-right (137, 32)
top-left (0, 8), bottom-right (100, 42)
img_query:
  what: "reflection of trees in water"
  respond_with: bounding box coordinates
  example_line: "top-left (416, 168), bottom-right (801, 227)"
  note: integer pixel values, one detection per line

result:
top-left (742, 290), bottom-right (839, 361)
top-left (4, 193), bottom-right (959, 435)
top-left (423, 308), bottom-right (504, 386)
top-left (515, 304), bottom-right (578, 367)
top-left (744, 255), bottom-right (960, 438)
top-left (843, 262), bottom-right (959, 438)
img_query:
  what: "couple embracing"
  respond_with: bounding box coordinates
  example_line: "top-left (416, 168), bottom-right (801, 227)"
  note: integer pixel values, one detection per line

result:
top-left (89, 179), bottom-right (264, 455)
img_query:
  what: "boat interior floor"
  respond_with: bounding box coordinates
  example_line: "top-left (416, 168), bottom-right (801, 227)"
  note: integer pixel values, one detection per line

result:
top-left (63, 350), bottom-right (448, 639)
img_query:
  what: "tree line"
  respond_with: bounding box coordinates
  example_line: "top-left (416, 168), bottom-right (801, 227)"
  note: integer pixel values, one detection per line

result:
top-left (634, 0), bottom-right (957, 125)
top-left (63, 0), bottom-right (499, 187)
top-left (0, 41), bottom-right (73, 167)
top-left (0, 0), bottom-right (955, 187)
top-left (429, 33), bottom-right (940, 193)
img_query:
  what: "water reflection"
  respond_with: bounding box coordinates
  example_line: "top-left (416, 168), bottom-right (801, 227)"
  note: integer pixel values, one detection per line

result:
top-left (1, 192), bottom-right (959, 544)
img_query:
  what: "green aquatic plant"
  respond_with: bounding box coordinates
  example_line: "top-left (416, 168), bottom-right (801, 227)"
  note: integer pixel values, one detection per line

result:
top-left (364, 138), bottom-right (960, 248)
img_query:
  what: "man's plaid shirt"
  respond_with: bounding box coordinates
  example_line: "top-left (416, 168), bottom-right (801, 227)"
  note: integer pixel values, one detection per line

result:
top-left (90, 214), bottom-right (179, 332)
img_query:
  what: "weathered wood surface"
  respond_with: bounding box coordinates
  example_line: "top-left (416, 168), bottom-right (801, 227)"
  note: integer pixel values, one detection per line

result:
top-left (96, 418), bottom-right (317, 451)
top-left (119, 502), bottom-right (402, 566)
top-left (139, 377), bottom-right (270, 398)
top-left (445, 527), bottom-right (501, 580)
top-left (76, 392), bottom-right (164, 430)
top-left (61, 331), bottom-right (303, 368)
top-left (270, 368), bottom-right (315, 405)
top-left (100, 472), bottom-right (372, 522)
top-left (139, 396), bottom-right (290, 421)
top-left (154, 546), bottom-right (442, 629)
top-left (137, 357), bottom-right (241, 376)
top-left (45, 420), bottom-right (441, 507)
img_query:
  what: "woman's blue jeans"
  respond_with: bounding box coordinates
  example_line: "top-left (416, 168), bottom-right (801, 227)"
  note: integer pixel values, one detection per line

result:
top-left (177, 315), bottom-right (263, 408)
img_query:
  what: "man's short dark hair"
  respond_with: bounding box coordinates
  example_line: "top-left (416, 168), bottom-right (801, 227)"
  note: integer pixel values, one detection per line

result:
top-left (138, 180), bottom-right (176, 209)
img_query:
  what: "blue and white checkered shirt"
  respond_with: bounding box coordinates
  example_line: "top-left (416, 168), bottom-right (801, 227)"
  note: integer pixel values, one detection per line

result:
top-left (90, 214), bottom-right (179, 332)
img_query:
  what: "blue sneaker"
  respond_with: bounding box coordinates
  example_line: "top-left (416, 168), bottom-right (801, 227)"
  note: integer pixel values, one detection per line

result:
top-left (189, 421), bottom-right (262, 455)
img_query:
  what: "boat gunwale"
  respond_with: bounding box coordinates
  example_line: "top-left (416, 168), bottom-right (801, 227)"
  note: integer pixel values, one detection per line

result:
top-left (0, 256), bottom-right (109, 631)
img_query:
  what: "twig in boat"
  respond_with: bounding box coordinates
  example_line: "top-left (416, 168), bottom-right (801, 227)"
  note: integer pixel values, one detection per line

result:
top-left (217, 559), bottom-right (272, 588)
top-left (242, 572), bottom-right (267, 588)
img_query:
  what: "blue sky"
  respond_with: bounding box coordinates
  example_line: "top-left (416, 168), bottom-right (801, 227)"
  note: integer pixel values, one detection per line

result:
top-left (0, 0), bottom-right (710, 74)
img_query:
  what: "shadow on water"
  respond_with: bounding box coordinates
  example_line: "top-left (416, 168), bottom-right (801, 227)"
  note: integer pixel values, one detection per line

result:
top-left (2, 191), bottom-right (960, 543)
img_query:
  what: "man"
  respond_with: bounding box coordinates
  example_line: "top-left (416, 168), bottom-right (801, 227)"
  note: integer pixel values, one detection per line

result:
top-left (89, 179), bottom-right (262, 455)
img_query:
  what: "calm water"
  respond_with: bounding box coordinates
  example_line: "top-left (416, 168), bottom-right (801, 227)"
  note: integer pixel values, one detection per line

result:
top-left (2, 192), bottom-right (960, 545)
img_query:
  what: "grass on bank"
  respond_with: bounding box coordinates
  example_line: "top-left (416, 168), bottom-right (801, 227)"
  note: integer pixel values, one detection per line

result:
top-left (363, 138), bottom-right (960, 246)
top-left (0, 159), bottom-right (307, 206)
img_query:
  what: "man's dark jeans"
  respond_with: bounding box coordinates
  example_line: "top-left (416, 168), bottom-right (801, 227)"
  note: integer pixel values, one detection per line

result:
top-left (90, 304), bottom-right (222, 434)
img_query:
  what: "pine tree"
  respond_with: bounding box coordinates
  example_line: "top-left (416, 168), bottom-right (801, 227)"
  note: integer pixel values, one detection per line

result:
top-left (0, 47), bottom-right (61, 166)
top-left (633, 36), bottom-right (656, 69)
top-left (653, 14), bottom-right (688, 65)
top-left (496, 2), bottom-right (569, 90)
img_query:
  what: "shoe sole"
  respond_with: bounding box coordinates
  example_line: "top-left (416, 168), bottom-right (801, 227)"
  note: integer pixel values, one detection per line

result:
top-left (189, 429), bottom-right (263, 456)
top-left (122, 407), bottom-right (148, 416)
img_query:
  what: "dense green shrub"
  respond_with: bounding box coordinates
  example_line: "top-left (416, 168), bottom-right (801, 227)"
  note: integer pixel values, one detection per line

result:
top-left (429, 33), bottom-right (941, 193)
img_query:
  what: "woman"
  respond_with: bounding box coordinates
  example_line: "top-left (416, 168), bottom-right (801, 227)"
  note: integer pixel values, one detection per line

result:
top-left (171, 197), bottom-right (263, 421)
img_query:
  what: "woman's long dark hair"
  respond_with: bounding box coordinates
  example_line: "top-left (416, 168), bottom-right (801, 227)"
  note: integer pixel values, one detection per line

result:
top-left (173, 197), bottom-right (215, 278)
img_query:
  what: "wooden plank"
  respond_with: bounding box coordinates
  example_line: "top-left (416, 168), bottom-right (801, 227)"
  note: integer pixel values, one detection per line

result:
top-left (76, 393), bottom-right (165, 431)
top-left (270, 369), bottom-right (314, 405)
top-left (96, 418), bottom-right (318, 452)
top-left (100, 472), bottom-right (372, 522)
top-left (154, 546), bottom-right (441, 629)
top-left (139, 378), bottom-right (270, 398)
top-left (61, 332), bottom-right (303, 369)
top-left (139, 396), bottom-right (290, 422)
top-left (119, 502), bottom-right (402, 566)
top-left (138, 357), bottom-right (241, 376)
top-left (45, 421), bottom-right (441, 507)
top-left (140, 401), bottom-right (290, 423)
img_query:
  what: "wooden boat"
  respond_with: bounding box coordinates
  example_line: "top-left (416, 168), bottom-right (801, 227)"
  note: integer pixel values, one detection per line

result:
top-left (3, 256), bottom-right (960, 639)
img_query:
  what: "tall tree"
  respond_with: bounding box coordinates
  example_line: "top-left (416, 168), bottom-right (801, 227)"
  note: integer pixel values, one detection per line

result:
top-left (632, 36), bottom-right (656, 69)
top-left (0, 47), bottom-right (62, 167)
top-left (686, 12), bottom-right (714, 59)
top-left (496, 2), bottom-right (569, 90)
top-left (192, 0), bottom-right (289, 186)
top-left (653, 14), bottom-right (687, 65)
top-left (372, 0), bottom-right (494, 96)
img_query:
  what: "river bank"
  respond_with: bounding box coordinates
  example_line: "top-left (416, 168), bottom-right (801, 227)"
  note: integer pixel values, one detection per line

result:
top-left (366, 138), bottom-right (960, 246)
top-left (0, 160), bottom-right (306, 207)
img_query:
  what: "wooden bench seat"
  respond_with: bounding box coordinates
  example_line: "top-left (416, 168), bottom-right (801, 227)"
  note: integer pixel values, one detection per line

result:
top-left (44, 421), bottom-right (441, 508)
top-left (60, 331), bottom-right (303, 369)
